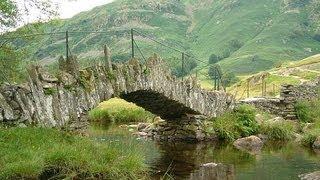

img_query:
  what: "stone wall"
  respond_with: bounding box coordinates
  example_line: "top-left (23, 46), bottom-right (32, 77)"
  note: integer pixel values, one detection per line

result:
top-left (241, 78), bottom-right (320, 120)
top-left (0, 55), bottom-right (234, 127)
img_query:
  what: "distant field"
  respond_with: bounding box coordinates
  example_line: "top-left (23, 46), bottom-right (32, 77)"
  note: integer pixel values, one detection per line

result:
top-left (226, 54), bottom-right (320, 99)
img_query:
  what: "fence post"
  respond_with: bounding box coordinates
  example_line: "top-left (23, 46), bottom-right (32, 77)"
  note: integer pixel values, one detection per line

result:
top-left (104, 45), bottom-right (112, 72)
top-left (264, 81), bottom-right (267, 97)
top-left (273, 83), bottom-right (276, 96)
top-left (261, 78), bottom-right (264, 97)
top-left (65, 31), bottom-right (69, 60)
top-left (182, 52), bottom-right (185, 80)
top-left (247, 79), bottom-right (250, 98)
top-left (131, 29), bottom-right (134, 59)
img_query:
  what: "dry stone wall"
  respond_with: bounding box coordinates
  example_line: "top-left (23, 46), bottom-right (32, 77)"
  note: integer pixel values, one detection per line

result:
top-left (241, 78), bottom-right (320, 120)
top-left (0, 55), bottom-right (234, 127)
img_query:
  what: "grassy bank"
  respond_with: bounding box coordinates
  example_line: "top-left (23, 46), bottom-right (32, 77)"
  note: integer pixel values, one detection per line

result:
top-left (0, 127), bottom-right (149, 179)
top-left (211, 105), bottom-right (296, 142)
top-left (89, 98), bottom-right (154, 124)
top-left (295, 99), bottom-right (320, 147)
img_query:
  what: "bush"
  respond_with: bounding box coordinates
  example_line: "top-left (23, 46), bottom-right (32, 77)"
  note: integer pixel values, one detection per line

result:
top-left (0, 128), bottom-right (148, 179)
top-left (260, 121), bottom-right (295, 140)
top-left (212, 105), bottom-right (258, 141)
top-left (295, 100), bottom-right (320, 123)
top-left (301, 128), bottom-right (320, 147)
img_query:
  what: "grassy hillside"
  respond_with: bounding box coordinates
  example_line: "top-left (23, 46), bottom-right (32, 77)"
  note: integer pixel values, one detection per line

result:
top-left (227, 54), bottom-right (320, 99)
top-left (2, 0), bottom-right (320, 76)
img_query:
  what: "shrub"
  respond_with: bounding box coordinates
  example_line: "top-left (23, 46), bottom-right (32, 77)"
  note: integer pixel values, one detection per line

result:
top-left (260, 121), bottom-right (295, 140)
top-left (212, 105), bottom-right (258, 141)
top-left (301, 128), bottom-right (320, 147)
top-left (295, 100), bottom-right (320, 123)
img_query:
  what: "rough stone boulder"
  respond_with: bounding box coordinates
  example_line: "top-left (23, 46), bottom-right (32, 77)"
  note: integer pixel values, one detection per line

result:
top-left (233, 136), bottom-right (263, 154)
top-left (299, 171), bottom-right (320, 180)
top-left (313, 137), bottom-right (320, 150)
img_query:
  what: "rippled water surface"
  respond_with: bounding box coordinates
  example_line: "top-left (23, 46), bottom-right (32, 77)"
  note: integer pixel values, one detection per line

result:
top-left (90, 123), bottom-right (320, 180)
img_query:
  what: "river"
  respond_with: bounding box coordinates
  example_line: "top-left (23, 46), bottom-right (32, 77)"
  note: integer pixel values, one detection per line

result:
top-left (89, 123), bottom-right (320, 180)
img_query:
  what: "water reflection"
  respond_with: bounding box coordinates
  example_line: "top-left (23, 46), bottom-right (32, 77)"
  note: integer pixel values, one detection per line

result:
top-left (149, 141), bottom-right (320, 180)
top-left (89, 123), bottom-right (320, 180)
top-left (149, 142), bottom-right (237, 180)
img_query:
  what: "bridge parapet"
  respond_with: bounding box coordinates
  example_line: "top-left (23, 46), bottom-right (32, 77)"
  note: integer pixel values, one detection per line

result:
top-left (0, 55), bottom-right (234, 127)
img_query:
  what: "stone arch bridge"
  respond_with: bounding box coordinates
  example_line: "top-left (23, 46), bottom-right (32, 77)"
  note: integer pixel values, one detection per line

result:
top-left (0, 55), bottom-right (233, 127)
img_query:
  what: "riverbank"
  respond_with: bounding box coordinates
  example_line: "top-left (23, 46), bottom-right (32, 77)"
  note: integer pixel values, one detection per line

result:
top-left (0, 127), bottom-right (149, 179)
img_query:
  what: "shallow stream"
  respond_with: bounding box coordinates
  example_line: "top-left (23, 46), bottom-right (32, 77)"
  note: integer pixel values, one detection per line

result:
top-left (89, 123), bottom-right (320, 180)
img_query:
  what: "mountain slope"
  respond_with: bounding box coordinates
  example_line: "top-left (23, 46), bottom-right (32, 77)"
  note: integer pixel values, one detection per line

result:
top-left (3, 0), bottom-right (320, 75)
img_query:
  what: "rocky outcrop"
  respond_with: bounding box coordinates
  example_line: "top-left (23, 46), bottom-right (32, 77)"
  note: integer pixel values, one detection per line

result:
top-left (0, 55), bottom-right (234, 127)
top-left (233, 136), bottom-right (263, 154)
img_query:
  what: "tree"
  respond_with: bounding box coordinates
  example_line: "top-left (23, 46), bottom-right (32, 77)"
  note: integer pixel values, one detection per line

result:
top-left (208, 54), bottom-right (221, 64)
top-left (221, 72), bottom-right (239, 87)
top-left (0, 0), bottom-right (59, 31)
top-left (208, 64), bottom-right (222, 80)
top-left (172, 57), bottom-right (198, 77)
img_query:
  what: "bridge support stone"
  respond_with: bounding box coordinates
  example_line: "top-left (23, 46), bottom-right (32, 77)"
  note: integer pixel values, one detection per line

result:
top-left (139, 115), bottom-right (216, 141)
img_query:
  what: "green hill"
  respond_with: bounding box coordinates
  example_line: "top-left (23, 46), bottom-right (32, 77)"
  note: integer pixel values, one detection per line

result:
top-left (227, 54), bottom-right (320, 99)
top-left (3, 0), bottom-right (320, 75)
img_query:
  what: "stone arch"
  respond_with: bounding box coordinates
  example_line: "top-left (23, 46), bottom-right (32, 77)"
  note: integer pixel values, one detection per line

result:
top-left (0, 55), bottom-right (234, 127)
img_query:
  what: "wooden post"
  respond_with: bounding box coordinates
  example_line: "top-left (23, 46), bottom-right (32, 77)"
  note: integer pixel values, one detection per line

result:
top-left (214, 70), bottom-right (217, 90)
top-left (131, 29), bottom-right (134, 59)
top-left (217, 71), bottom-right (220, 91)
top-left (104, 45), bottom-right (112, 71)
top-left (247, 80), bottom-right (250, 98)
top-left (66, 31), bottom-right (69, 60)
top-left (182, 52), bottom-right (185, 80)
top-left (262, 78), bottom-right (264, 97)
top-left (273, 83), bottom-right (276, 96)
top-left (264, 81), bottom-right (267, 96)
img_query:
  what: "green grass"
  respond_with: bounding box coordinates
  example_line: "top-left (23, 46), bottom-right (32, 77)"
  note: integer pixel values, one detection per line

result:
top-left (211, 104), bottom-right (259, 141)
top-left (295, 100), bottom-right (320, 123)
top-left (88, 98), bottom-right (154, 124)
top-left (259, 120), bottom-right (295, 141)
top-left (0, 127), bottom-right (148, 179)
top-left (301, 128), bottom-right (320, 147)
top-left (295, 99), bottom-right (320, 147)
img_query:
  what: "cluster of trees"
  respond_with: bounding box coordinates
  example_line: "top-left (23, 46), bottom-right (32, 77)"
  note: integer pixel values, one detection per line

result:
top-left (208, 64), bottom-right (239, 88)
top-left (207, 39), bottom-right (243, 88)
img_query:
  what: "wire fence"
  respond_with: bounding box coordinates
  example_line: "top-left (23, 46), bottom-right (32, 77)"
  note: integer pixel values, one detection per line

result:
top-left (0, 28), bottom-right (224, 90)
top-left (235, 78), bottom-right (284, 100)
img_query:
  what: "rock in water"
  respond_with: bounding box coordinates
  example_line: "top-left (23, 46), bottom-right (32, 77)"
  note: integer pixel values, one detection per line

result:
top-left (313, 137), bottom-right (320, 150)
top-left (233, 136), bottom-right (263, 154)
top-left (299, 171), bottom-right (320, 180)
